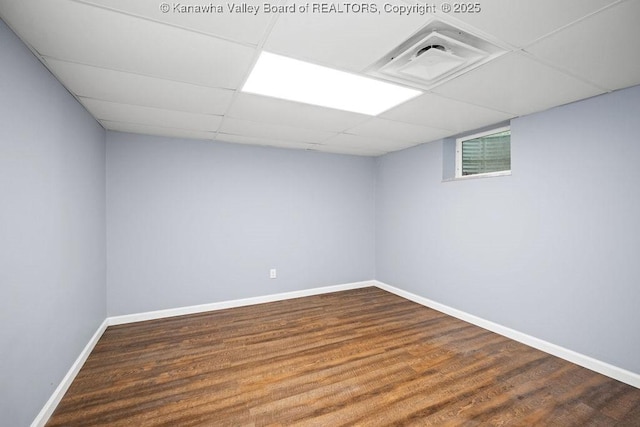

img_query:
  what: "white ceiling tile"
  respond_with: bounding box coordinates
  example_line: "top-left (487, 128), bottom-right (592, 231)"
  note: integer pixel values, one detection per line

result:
top-left (324, 133), bottom-right (418, 152)
top-left (217, 133), bottom-right (320, 151)
top-left (310, 145), bottom-right (387, 157)
top-left (220, 118), bottom-right (336, 144)
top-left (264, 0), bottom-right (431, 72)
top-left (101, 120), bottom-right (216, 140)
top-left (45, 59), bottom-right (234, 115)
top-left (82, 98), bottom-right (222, 131)
top-left (432, 52), bottom-right (604, 116)
top-left (527, 0), bottom-right (640, 91)
top-left (1, 0), bottom-right (255, 88)
top-left (77, 0), bottom-right (274, 45)
top-left (227, 93), bottom-right (370, 132)
top-left (432, 0), bottom-right (617, 48)
top-left (346, 118), bottom-right (450, 144)
top-left (381, 93), bottom-right (512, 132)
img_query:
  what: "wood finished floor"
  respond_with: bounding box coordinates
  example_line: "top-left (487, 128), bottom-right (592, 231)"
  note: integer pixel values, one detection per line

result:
top-left (47, 287), bottom-right (640, 426)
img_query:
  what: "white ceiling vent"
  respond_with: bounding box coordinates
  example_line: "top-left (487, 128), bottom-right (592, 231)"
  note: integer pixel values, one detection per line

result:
top-left (368, 19), bottom-right (508, 90)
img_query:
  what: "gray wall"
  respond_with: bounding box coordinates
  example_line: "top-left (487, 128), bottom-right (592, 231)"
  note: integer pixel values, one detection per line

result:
top-left (376, 85), bottom-right (640, 374)
top-left (0, 19), bottom-right (106, 426)
top-left (106, 132), bottom-right (376, 315)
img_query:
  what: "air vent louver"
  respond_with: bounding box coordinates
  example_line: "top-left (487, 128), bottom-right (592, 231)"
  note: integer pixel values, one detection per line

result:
top-left (368, 18), bottom-right (507, 90)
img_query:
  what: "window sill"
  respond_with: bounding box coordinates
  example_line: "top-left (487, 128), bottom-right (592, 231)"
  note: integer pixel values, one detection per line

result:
top-left (442, 170), bottom-right (511, 183)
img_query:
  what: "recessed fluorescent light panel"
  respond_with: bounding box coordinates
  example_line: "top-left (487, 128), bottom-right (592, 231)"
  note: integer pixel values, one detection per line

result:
top-left (242, 52), bottom-right (421, 115)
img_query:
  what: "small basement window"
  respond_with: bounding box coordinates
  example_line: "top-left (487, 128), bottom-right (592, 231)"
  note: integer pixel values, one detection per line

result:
top-left (455, 126), bottom-right (511, 179)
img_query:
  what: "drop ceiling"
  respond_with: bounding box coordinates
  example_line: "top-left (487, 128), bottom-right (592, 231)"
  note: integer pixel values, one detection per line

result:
top-left (1, 0), bottom-right (638, 156)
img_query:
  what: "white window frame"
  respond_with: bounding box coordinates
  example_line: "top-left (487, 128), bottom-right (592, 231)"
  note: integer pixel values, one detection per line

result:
top-left (455, 125), bottom-right (511, 179)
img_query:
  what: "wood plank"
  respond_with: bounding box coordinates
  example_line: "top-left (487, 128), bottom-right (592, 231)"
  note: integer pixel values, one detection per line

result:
top-left (46, 287), bottom-right (640, 426)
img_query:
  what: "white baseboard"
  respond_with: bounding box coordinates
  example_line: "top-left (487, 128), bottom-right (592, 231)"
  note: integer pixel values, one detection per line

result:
top-left (31, 318), bottom-right (109, 427)
top-left (108, 280), bottom-right (375, 326)
top-left (374, 280), bottom-right (640, 389)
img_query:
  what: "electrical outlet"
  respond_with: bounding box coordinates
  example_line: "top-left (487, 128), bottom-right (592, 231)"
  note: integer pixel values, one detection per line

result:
top-left (269, 268), bottom-right (277, 279)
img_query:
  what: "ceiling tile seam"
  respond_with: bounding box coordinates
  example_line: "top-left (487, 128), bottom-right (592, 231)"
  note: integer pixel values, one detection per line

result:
top-left (100, 119), bottom-right (218, 137)
top-left (216, 131), bottom-right (326, 146)
top-left (371, 112), bottom-right (459, 134)
top-left (71, 92), bottom-right (228, 118)
top-left (324, 134), bottom-right (413, 150)
top-left (319, 147), bottom-right (388, 157)
top-left (520, 0), bottom-right (626, 51)
top-left (216, 129), bottom-right (331, 146)
top-left (340, 115), bottom-right (453, 137)
top-left (94, 113), bottom-right (220, 134)
top-left (77, 96), bottom-right (225, 122)
top-left (308, 145), bottom-right (385, 156)
top-left (223, 101), bottom-right (371, 135)
top-left (222, 127), bottom-right (339, 145)
top-left (393, 114), bottom-right (459, 133)
top-left (220, 111), bottom-right (340, 140)
top-left (71, 0), bottom-right (260, 49)
top-left (311, 131), bottom-right (339, 145)
top-left (337, 117), bottom-right (377, 136)
top-left (424, 89), bottom-right (518, 117)
top-left (397, 87), bottom-right (518, 124)
top-left (215, 139), bottom-right (330, 154)
top-left (40, 55), bottom-right (239, 92)
top-left (214, 3), bottom-right (287, 142)
top-left (336, 130), bottom-right (436, 146)
top-left (516, 49), bottom-right (612, 93)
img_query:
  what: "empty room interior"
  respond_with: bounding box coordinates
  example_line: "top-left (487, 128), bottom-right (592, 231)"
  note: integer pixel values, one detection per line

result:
top-left (2, 0), bottom-right (640, 425)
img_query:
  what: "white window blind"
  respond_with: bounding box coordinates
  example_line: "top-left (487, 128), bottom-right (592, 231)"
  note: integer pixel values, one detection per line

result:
top-left (456, 127), bottom-right (511, 178)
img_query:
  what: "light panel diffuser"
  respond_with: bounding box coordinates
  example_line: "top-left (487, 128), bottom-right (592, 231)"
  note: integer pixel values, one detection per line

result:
top-left (242, 52), bottom-right (421, 116)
